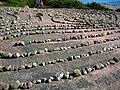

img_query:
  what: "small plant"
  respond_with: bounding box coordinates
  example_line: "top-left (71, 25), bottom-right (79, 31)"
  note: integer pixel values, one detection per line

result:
top-left (115, 8), bottom-right (120, 12)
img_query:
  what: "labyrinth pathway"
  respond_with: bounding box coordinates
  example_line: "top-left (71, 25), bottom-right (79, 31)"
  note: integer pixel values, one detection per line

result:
top-left (0, 7), bottom-right (120, 90)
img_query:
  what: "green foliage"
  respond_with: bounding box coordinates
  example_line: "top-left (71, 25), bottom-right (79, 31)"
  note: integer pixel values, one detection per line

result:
top-left (0, 0), bottom-right (111, 11)
top-left (45, 0), bottom-right (85, 8)
top-left (1, 0), bottom-right (35, 7)
top-left (87, 2), bottom-right (110, 11)
top-left (115, 8), bottom-right (120, 12)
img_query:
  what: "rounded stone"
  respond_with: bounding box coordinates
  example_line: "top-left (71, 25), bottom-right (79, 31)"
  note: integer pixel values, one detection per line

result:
top-left (40, 62), bottom-right (46, 66)
top-left (22, 83), bottom-right (28, 89)
top-left (113, 57), bottom-right (119, 62)
top-left (45, 79), bottom-right (52, 83)
top-left (81, 69), bottom-right (88, 75)
top-left (73, 69), bottom-right (81, 77)
top-left (9, 80), bottom-right (21, 89)
top-left (27, 81), bottom-right (33, 89)
top-left (109, 60), bottom-right (116, 65)
top-left (94, 64), bottom-right (100, 70)
top-left (36, 79), bottom-right (41, 84)
top-left (13, 53), bottom-right (20, 58)
top-left (85, 67), bottom-right (93, 73)
top-left (41, 78), bottom-right (47, 83)
top-left (99, 63), bottom-right (105, 69)
top-left (32, 63), bottom-right (37, 67)
top-left (55, 71), bottom-right (64, 79)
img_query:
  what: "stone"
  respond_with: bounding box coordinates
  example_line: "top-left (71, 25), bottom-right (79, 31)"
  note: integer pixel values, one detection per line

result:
top-left (55, 71), bottom-right (64, 79)
top-left (73, 69), bottom-right (81, 77)
top-left (94, 64), bottom-right (100, 70)
top-left (27, 81), bottom-right (33, 89)
top-left (41, 78), bottom-right (47, 83)
top-left (81, 69), bottom-right (88, 75)
top-left (0, 66), bottom-right (3, 72)
top-left (18, 65), bottom-right (25, 70)
top-left (40, 62), bottom-right (46, 66)
top-left (67, 56), bottom-right (74, 61)
top-left (13, 53), bottom-right (20, 58)
top-left (85, 67), bottom-right (93, 73)
top-left (9, 80), bottom-right (21, 89)
top-left (45, 79), bottom-right (52, 83)
top-left (32, 63), bottom-right (37, 67)
top-left (36, 79), bottom-right (41, 84)
top-left (25, 64), bottom-right (32, 69)
top-left (98, 63), bottom-right (105, 69)
top-left (109, 60), bottom-right (116, 65)
top-left (22, 83), bottom-right (28, 89)
top-left (26, 52), bottom-right (32, 57)
top-left (44, 48), bottom-right (48, 52)
top-left (49, 76), bottom-right (54, 81)
top-left (6, 65), bottom-right (12, 71)
top-left (19, 41), bottom-right (25, 46)
top-left (88, 51), bottom-right (93, 55)
top-left (63, 71), bottom-right (70, 79)
top-left (113, 57), bottom-right (119, 62)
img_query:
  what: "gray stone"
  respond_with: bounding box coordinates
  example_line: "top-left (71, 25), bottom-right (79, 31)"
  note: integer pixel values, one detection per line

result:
top-left (81, 69), bottom-right (88, 75)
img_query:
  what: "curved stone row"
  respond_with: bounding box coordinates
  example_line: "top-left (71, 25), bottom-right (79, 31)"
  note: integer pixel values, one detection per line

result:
top-left (7, 27), bottom-right (117, 41)
top-left (12, 30), bottom-right (120, 46)
top-left (0, 44), bottom-right (119, 73)
top-left (4, 57), bottom-right (119, 89)
top-left (0, 36), bottom-right (120, 59)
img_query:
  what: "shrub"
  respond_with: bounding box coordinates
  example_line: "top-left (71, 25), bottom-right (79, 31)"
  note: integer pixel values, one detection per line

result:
top-left (2, 0), bottom-right (35, 7)
top-left (115, 8), bottom-right (120, 12)
top-left (45, 0), bottom-right (85, 8)
top-left (87, 2), bottom-right (110, 11)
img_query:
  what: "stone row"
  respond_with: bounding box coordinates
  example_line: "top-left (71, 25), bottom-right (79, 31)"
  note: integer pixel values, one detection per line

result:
top-left (14, 30), bottom-right (120, 46)
top-left (0, 44), bottom-right (119, 73)
top-left (4, 57), bottom-right (119, 89)
top-left (0, 36), bottom-right (120, 59)
top-left (4, 27), bottom-right (116, 40)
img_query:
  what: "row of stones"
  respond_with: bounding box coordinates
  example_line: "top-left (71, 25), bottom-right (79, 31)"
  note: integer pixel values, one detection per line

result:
top-left (0, 20), bottom-right (117, 36)
top-left (51, 17), bottom-right (113, 29)
top-left (0, 44), bottom-right (119, 73)
top-left (9, 27), bottom-right (116, 39)
top-left (0, 36), bottom-right (120, 59)
top-left (13, 30), bottom-right (120, 46)
top-left (0, 23), bottom-right (79, 33)
top-left (51, 16), bottom-right (119, 29)
top-left (6, 57), bottom-right (119, 89)
top-left (1, 27), bottom-right (117, 41)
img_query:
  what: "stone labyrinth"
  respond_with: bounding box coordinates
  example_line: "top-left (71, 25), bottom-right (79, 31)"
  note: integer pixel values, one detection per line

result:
top-left (0, 7), bottom-right (120, 90)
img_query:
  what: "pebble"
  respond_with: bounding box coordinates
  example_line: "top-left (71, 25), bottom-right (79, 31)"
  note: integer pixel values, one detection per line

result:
top-left (32, 63), bottom-right (37, 67)
top-left (109, 60), bottom-right (116, 65)
top-left (85, 67), bottom-right (93, 73)
top-left (98, 63), bottom-right (105, 69)
top-left (81, 69), bottom-right (88, 75)
top-left (55, 71), bottom-right (64, 80)
top-left (27, 81), bottom-right (33, 89)
top-left (25, 64), bottom-right (32, 69)
top-left (13, 53), bottom-right (20, 58)
top-left (113, 57), bottom-right (119, 62)
top-left (63, 71), bottom-right (70, 79)
top-left (45, 79), bottom-right (52, 83)
top-left (41, 78), bottom-right (47, 83)
top-left (94, 64), bottom-right (100, 70)
top-left (9, 80), bottom-right (21, 89)
top-left (40, 62), bottom-right (46, 66)
top-left (73, 69), bottom-right (81, 77)
top-left (36, 79), bottom-right (41, 84)
top-left (22, 83), bottom-right (28, 89)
